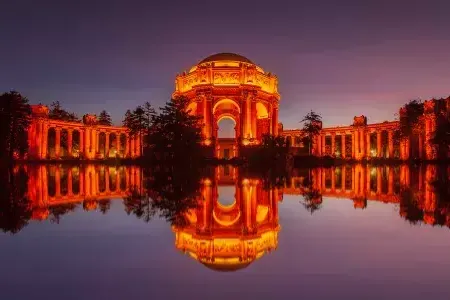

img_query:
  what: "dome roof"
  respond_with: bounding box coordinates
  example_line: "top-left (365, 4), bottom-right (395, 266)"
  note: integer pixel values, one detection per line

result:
top-left (199, 53), bottom-right (254, 64)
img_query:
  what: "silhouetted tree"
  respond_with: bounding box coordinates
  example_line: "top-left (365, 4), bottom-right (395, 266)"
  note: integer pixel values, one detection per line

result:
top-left (300, 110), bottom-right (322, 155)
top-left (429, 113), bottom-right (450, 158)
top-left (0, 91), bottom-right (32, 161)
top-left (123, 103), bottom-right (155, 156)
top-left (395, 99), bottom-right (424, 139)
top-left (49, 101), bottom-right (79, 122)
top-left (98, 110), bottom-right (112, 126)
top-left (147, 97), bottom-right (203, 165)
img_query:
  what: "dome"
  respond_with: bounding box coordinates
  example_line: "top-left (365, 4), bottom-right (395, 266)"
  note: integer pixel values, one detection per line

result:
top-left (199, 53), bottom-right (254, 65)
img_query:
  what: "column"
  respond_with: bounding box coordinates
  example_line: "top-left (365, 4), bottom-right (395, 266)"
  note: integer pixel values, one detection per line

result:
top-left (105, 132), bottom-right (110, 158)
top-left (341, 134), bottom-right (346, 158)
top-left (125, 135), bottom-right (130, 157)
top-left (352, 131), bottom-right (355, 158)
top-left (341, 167), bottom-right (346, 191)
top-left (354, 130), bottom-right (359, 159)
top-left (55, 127), bottom-right (61, 158)
top-left (322, 135), bottom-right (326, 156)
top-left (251, 99), bottom-right (257, 138)
top-left (388, 130), bottom-right (394, 158)
top-left (366, 132), bottom-right (371, 158)
top-left (84, 128), bottom-right (90, 158)
top-left (272, 106), bottom-right (279, 136)
top-left (41, 123), bottom-right (48, 159)
top-left (96, 131), bottom-right (100, 154)
top-left (131, 137), bottom-right (135, 158)
top-left (400, 138), bottom-right (410, 160)
top-left (331, 133), bottom-right (336, 156)
top-left (92, 128), bottom-right (97, 157)
top-left (67, 129), bottom-right (73, 157)
top-left (359, 129), bottom-right (365, 158)
top-left (377, 130), bottom-right (382, 158)
top-left (204, 96), bottom-right (212, 139)
top-left (135, 134), bottom-right (141, 156)
top-left (116, 133), bottom-right (121, 157)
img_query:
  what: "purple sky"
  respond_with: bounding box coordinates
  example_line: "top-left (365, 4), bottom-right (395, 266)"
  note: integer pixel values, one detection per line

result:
top-left (1, 0), bottom-right (449, 129)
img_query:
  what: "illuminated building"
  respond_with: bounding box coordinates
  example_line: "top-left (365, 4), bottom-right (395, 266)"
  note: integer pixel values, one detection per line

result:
top-left (173, 53), bottom-right (281, 158)
top-left (282, 97), bottom-right (450, 160)
top-left (27, 105), bottom-right (142, 159)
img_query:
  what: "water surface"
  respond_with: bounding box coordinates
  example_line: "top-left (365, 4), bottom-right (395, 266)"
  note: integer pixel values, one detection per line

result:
top-left (1, 164), bottom-right (449, 300)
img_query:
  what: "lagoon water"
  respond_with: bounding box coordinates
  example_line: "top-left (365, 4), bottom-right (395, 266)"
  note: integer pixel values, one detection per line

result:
top-left (1, 165), bottom-right (450, 300)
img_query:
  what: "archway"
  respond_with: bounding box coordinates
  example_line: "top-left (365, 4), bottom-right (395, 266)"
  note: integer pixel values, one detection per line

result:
top-left (216, 115), bottom-right (238, 159)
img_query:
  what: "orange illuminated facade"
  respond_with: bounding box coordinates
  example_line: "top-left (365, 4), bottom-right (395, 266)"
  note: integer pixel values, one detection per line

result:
top-left (172, 166), bottom-right (281, 271)
top-left (282, 97), bottom-right (450, 160)
top-left (28, 105), bottom-right (141, 160)
top-left (173, 53), bottom-right (280, 158)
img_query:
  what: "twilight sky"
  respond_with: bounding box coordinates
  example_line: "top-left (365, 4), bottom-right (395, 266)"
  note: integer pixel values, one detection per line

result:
top-left (1, 0), bottom-right (449, 129)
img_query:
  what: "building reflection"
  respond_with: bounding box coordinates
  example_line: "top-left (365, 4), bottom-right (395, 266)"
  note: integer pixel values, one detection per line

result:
top-left (172, 165), bottom-right (281, 271)
top-left (26, 165), bottom-right (142, 221)
top-left (284, 164), bottom-right (450, 226)
top-left (2, 164), bottom-right (450, 259)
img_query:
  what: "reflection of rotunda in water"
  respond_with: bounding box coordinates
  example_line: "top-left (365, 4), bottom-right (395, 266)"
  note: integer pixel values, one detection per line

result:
top-left (172, 166), bottom-right (281, 271)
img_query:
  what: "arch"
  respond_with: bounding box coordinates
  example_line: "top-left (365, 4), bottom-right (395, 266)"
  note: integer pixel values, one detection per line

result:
top-left (256, 102), bottom-right (269, 119)
top-left (98, 132), bottom-right (107, 158)
top-left (72, 130), bottom-right (81, 157)
top-left (217, 114), bottom-right (237, 124)
top-left (213, 98), bottom-right (240, 114)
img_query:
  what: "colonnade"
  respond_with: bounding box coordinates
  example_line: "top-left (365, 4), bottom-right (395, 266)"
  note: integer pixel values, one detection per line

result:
top-left (28, 105), bottom-right (141, 159)
top-left (313, 123), bottom-right (400, 159)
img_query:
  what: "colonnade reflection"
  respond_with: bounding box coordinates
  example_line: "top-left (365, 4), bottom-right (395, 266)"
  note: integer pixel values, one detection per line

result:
top-left (2, 164), bottom-right (450, 269)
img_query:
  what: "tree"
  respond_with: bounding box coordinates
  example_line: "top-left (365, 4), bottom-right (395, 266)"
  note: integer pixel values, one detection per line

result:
top-left (123, 103), bottom-right (155, 156)
top-left (429, 114), bottom-right (450, 158)
top-left (300, 110), bottom-right (322, 155)
top-left (396, 99), bottom-right (424, 139)
top-left (98, 110), bottom-right (112, 126)
top-left (147, 96), bottom-right (203, 164)
top-left (0, 91), bottom-right (32, 161)
top-left (49, 101), bottom-right (79, 122)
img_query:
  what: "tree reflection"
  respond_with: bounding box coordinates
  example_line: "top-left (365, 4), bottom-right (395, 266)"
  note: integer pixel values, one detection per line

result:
top-left (301, 176), bottom-right (322, 214)
top-left (49, 203), bottom-right (79, 224)
top-left (98, 199), bottom-right (111, 214)
top-left (0, 166), bottom-right (32, 234)
top-left (398, 186), bottom-right (423, 224)
top-left (123, 164), bottom-right (204, 226)
top-left (123, 187), bottom-right (155, 223)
